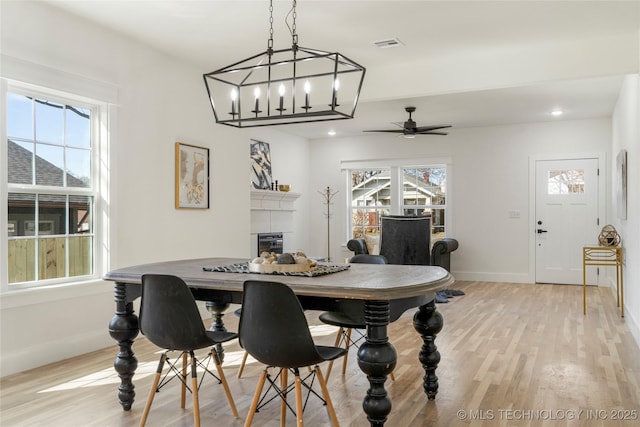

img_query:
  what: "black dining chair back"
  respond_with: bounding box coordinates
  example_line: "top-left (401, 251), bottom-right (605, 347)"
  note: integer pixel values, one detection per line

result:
top-left (348, 254), bottom-right (388, 264)
top-left (138, 274), bottom-right (238, 427)
top-left (240, 280), bottom-right (323, 368)
top-left (240, 280), bottom-right (345, 426)
top-left (140, 274), bottom-right (216, 351)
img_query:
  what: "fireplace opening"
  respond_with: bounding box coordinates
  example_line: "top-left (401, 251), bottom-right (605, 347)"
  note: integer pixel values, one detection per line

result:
top-left (257, 232), bottom-right (283, 256)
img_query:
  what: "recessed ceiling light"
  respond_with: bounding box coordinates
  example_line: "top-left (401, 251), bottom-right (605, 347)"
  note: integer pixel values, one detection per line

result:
top-left (328, 130), bottom-right (337, 136)
top-left (551, 110), bottom-right (563, 116)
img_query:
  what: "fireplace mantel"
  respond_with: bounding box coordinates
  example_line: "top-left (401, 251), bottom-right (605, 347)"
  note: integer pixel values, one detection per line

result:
top-left (250, 189), bottom-right (301, 211)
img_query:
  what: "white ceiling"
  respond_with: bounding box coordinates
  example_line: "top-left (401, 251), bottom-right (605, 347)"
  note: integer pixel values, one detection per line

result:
top-left (43, 1), bottom-right (639, 139)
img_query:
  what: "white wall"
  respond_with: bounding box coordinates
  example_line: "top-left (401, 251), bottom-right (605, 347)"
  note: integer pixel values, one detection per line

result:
top-left (0, 1), bottom-right (310, 376)
top-left (307, 118), bottom-right (612, 282)
top-left (611, 74), bottom-right (640, 344)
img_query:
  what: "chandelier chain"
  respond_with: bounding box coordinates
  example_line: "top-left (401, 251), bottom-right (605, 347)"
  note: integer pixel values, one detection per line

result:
top-left (267, 0), bottom-right (274, 51)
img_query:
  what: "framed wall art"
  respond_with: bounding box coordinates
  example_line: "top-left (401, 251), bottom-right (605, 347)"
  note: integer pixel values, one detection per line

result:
top-left (250, 139), bottom-right (272, 190)
top-left (616, 149), bottom-right (627, 219)
top-left (175, 142), bottom-right (210, 209)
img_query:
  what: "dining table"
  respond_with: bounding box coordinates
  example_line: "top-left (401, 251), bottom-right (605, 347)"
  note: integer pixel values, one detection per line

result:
top-left (103, 257), bottom-right (454, 427)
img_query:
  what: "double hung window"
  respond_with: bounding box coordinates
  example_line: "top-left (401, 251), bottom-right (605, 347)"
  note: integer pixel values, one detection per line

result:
top-left (5, 87), bottom-right (101, 288)
top-left (347, 163), bottom-right (448, 243)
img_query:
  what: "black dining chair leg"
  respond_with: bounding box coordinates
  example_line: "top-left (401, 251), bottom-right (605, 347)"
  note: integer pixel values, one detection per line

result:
top-left (212, 349), bottom-right (240, 417)
top-left (139, 354), bottom-right (167, 427)
top-left (315, 365), bottom-right (341, 427)
top-left (244, 369), bottom-right (268, 427)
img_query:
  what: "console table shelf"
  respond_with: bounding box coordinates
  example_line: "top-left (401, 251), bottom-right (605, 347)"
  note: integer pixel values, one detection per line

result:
top-left (582, 246), bottom-right (624, 317)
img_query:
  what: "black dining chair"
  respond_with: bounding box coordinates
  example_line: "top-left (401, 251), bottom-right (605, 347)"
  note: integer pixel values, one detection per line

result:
top-left (138, 274), bottom-right (239, 427)
top-left (319, 254), bottom-right (396, 382)
top-left (239, 280), bottom-right (346, 426)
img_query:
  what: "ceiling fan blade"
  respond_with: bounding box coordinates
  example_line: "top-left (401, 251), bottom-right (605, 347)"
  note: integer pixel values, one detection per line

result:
top-left (415, 131), bottom-right (448, 135)
top-left (363, 129), bottom-right (405, 133)
top-left (414, 124), bottom-right (452, 132)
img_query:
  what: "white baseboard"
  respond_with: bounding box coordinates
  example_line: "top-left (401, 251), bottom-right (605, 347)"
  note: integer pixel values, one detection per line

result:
top-left (451, 270), bottom-right (533, 284)
top-left (0, 329), bottom-right (114, 377)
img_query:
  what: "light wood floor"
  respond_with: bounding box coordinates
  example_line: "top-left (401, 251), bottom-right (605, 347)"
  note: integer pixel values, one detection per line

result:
top-left (2, 281), bottom-right (640, 426)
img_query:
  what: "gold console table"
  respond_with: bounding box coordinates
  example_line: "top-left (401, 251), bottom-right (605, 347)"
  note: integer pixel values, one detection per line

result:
top-left (582, 246), bottom-right (624, 317)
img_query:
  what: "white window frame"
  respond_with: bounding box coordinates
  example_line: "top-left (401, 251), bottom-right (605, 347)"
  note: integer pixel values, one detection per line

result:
top-left (342, 157), bottom-right (453, 242)
top-left (1, 57), bottom-right (115, 293)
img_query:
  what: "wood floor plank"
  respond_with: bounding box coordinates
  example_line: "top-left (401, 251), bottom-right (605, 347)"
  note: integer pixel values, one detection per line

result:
top-left (1, 281), bottom-right (639, 426)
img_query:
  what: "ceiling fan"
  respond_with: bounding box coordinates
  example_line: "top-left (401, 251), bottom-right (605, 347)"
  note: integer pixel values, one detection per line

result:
top-left (363, 106), bottom-right (452, 138)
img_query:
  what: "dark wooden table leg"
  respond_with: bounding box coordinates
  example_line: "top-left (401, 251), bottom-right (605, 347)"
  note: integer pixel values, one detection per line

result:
top-left (205, 301), bottom-right (230, 362)
top-left (358, 300), bottom-right (396, 427)
top-left (412, 299), bottom-right (443, 400)
top-left (108, 282), bottom-right (139, 410)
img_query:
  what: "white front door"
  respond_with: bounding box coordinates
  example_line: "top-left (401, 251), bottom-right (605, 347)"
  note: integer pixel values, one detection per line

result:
top-left (535, 158), bottom-right (600, 285)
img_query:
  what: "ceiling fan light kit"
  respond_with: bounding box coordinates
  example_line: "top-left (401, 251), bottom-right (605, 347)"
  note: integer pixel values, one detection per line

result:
top-left (364, 106), bottom-right (452, 137)
top-left (203, 0), bottom-right (366, 128)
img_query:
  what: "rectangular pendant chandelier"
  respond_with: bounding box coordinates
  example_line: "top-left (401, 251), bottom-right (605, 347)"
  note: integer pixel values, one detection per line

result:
top-left (203, 1), bottom-right (366, 128)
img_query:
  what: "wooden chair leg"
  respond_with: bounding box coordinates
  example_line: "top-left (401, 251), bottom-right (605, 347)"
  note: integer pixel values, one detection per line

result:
top-left (180, 352), bottom-right (188, 408)
top-left (280, 368), bottom-right (288, 427)
top-left (294, 370), bottom-right (304, 427)
top-left (325, 327), bottom-right (344, 381)
top-left (191, 351), bottom-right (201, 427)
top-left (139, 354), bottom-right (167, 427)
top-left (341, 329), bottom-right (352, 376)
top-left (212, 349), bottom-right (239, 417)
top-left (315, 366), bottom-right (340, 427)
top-left (237, 351), bottom-right (249, 378)
top-left (244, 369), bottom-right (268, 427)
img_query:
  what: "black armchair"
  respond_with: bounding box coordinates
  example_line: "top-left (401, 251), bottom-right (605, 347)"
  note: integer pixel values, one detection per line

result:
top-left (347, 216), bottom-right (458, 272)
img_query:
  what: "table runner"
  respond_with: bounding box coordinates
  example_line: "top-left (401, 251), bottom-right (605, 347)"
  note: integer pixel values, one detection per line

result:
top-left (203, 262), bottom-right (350, 277)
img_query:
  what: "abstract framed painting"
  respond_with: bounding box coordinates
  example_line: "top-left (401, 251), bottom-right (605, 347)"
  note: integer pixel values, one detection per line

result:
top-left (175, 142), bottom-right (210, 209)
top-left (250, 139), bottom-right (272, 190)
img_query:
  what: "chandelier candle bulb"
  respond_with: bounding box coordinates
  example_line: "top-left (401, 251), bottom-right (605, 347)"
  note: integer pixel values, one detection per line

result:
top-left (230, 88), bottom-right (237, 116)
top-left (253, 87), bottom-right (261, 116)
top-left (332, 78), bottom-right (340, 107)
top-left (303, 80), bottom-right (311, 111)
top-left (277, 83), bottom-right (285, 113)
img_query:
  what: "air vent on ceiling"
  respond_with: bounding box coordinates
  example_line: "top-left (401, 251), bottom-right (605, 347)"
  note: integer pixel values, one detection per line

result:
top-left (373, 38), bottom-right (403, 48)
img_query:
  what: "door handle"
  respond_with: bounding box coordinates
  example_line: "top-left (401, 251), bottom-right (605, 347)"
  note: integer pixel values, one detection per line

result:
top-left (537, 229), bottom-right (548, 234)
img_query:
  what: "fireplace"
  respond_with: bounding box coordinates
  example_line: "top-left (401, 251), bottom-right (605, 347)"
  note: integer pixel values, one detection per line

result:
top-left (257, 232), bottom-right (283, 256)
